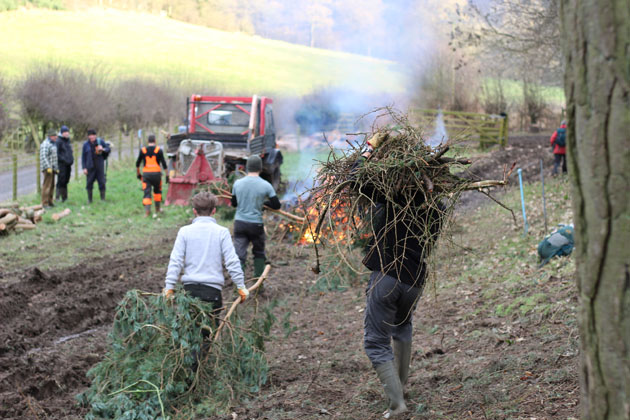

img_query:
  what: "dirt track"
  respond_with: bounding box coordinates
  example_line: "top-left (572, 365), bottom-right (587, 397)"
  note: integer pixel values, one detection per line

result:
top-left (0, 134), bottom-right (578, 419)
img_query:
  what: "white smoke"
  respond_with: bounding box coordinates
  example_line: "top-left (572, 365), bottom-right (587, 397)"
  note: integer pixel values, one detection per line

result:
top-left (426, 110), bottom-right (448, 148)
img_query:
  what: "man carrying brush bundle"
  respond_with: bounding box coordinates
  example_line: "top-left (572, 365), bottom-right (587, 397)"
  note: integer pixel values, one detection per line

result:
top-left (355, 131), bottom-right (445, 419)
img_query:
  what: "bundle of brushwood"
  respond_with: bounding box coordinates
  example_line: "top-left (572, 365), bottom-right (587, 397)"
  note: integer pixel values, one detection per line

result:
top-left (0, 203), bottom-right (46, 234)
top-left (306, 108), bottom-right (514, 273)
top-left (79, 267), bottom-right (275, 419)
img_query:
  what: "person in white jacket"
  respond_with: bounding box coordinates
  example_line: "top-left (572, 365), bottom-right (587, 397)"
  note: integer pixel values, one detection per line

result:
top-left (164, 192), bottom-right (249, 320)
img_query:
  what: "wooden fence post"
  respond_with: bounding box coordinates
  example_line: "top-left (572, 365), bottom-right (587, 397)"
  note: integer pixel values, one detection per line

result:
top-left (74, 142), bottom-right (79, 180)
top-left (12, 154), bottom-right (17, 201)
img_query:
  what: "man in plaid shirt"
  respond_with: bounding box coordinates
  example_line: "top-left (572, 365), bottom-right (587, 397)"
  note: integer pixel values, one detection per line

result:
top-left (40, 129), bottom-right (59, 207)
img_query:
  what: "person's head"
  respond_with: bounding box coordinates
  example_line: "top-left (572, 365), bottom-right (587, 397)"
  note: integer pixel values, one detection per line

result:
top-left (60, 125), bottom-right (70, 138)
top-left (561, 120), bottom-right (567, 127)
top-left (87, 129), bottom-right (97, 142)
top-left (191, 192), bottom-right (218, 217)
top-left (47, 129), bottom-right (58, 141)
top-left (147, 134), bottom-right (156, 144)
top-left (246, 155), bottom-right (262, 174)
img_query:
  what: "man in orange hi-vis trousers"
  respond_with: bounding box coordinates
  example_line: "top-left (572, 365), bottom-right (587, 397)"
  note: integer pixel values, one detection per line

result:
top-left (135, 134), bottom-right (168, 217)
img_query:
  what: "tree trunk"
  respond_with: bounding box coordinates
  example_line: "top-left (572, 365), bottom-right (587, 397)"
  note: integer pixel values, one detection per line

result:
top-left (559, 1), bottom-right (630, 419)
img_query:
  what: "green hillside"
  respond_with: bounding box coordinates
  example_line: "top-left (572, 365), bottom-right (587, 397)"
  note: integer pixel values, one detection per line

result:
top-left (0, 8), bottom-right (407, 95)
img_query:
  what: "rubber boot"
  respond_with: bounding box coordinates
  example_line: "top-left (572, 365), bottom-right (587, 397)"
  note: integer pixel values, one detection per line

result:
top-left (375, 361), bottom-right (407, 419)
top-left (87, 189), bottom-right (93, 204)
top-left (100, 189), bottom-right (106, 201)
top-left (55, 187), bottom-right (60, 201)
top-left (155, 202), bottom-right (161, 213)
top-left (61, 187), bottom-right (68, 202)
top-left (144, 205), bottom-right (151, 217)
top-left (393, 340), bottom-right (412, 386)
top-left (253, 257), bottom-right (266, 278)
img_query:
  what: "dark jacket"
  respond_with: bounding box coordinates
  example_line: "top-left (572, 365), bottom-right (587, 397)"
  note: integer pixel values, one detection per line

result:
top-left (82, 138), bottom-right (110, 171)
top-left (354, 156), bottom-right (443, 288)
top-left (56, 136), bottom-right (74, 166)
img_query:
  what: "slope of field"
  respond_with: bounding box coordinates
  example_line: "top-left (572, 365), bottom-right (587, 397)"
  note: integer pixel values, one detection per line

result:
top-left (0, 8), bottom-right (406, 95)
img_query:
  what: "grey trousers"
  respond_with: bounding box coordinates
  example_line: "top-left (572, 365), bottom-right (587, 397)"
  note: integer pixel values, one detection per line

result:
top-left (364, 271), bottom-right (423, 367)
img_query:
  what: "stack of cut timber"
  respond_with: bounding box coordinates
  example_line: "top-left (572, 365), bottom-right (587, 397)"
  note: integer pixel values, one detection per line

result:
top-left (0, 203), bottom-right (47, 234)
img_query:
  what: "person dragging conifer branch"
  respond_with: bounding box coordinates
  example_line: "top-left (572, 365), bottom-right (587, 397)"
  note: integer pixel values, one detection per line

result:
top-left (164, 192), bottom-right (249, 317)
top-left (354, 132), bottom-right (445, 419)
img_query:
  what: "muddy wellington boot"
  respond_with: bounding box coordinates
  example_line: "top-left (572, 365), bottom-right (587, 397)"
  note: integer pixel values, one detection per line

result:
top-left (155, 202), bottom-right (161, 213)
top-left (375, 361), bottom-right (407, 419)
top-left (144, 205), bottom-right (151, 217)
top-left (87, 189), bottom-right (93, 204)
top-left (253, 257), bottom-right (266, 278)
top-left (393, 340), bottom-right (412, 387)
top-left (100, 189), bottom-right (106, 201)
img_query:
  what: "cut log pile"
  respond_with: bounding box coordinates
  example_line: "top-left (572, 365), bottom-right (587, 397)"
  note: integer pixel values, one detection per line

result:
top-left (0, 203), bottom-right (46, 234)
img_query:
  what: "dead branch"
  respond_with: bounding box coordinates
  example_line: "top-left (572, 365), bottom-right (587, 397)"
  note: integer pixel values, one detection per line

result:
top-left (213, 264), bottom-right (271, 342)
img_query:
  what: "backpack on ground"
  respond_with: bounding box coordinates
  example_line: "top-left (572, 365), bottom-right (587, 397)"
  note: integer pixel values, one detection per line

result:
top-left (555, 128), bottom-right (566, 147)
top-left (538, 224), bottom-right (574, 267)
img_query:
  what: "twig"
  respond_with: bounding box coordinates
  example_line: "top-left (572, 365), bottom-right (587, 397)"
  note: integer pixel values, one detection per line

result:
top-left (479, 190), bottom-right (518, 227)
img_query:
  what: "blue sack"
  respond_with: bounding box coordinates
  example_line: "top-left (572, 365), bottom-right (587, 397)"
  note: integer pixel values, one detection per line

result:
top-left (538, 224), bottom-right (574, 267)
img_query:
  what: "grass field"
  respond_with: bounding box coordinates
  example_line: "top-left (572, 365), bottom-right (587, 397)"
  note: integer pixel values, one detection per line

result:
top-left (0, 158), bottom-right (193, 272)
top-left (0, 8), bottom-right (406, 95)
top-left (484, 78), bottom-right (565, 107)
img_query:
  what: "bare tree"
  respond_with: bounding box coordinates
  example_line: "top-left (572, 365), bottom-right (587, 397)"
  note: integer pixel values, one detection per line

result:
top-left (452, 0), bottom-right (563, 84)
top-left (0, 77), bottom-right (10, 139)
top-left (560, 1), bottom-right (630, 419)
top-left (17, 64), bottom-right (116, 142)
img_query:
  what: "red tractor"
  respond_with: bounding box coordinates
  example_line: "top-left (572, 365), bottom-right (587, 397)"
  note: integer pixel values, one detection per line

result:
top-left (165, 95), bottom-right (283, 205)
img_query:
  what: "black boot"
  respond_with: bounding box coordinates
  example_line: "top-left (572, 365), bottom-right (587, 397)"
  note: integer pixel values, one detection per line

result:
top-left (61, 187), bottom-right (68, 202)
top-left (100, 190), bottom-right (106, 201)
top-left (87, 189), bottom-right (93, 204)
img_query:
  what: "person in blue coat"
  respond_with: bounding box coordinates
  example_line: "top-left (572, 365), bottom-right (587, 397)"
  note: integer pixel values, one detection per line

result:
top-left (81, 128), bottom-right (110, 203)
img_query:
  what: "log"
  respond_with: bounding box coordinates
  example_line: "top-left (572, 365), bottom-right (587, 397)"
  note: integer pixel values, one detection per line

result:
top-left (17, 216), bottom-right (34, 225)
top-left (0, 209), bottom-right (12, 218)
top-left (52, 208), bottom-right (71, 221)
top-left (0, 202), bottom-right (19, 208)
top-left (0, 213), bottom-right (18, 226)
top-left (33, 209), bottom-right (45, 223)
top-left (213, 264), bottom-right (271, 342)
top-left (19, 204), bottom-right (43, 212)
top-left (15, 223), bottom-right (37, 230)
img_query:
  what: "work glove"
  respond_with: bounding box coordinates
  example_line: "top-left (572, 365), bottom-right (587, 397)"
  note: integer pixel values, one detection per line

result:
top-left (166, 175), bottom-right (170, 184)
top-left (366, 132), bottom-right (388, 150)
top-left (55, 169), bottom-right (59, 174)
top-left (162, 288), bottom-right (174, 299)
top-left (46, 168), bottom-right (53, 174)
top-left (237, 286), bottom-right (249, 302)
top-left (137, 173), bottom-right (142, 180)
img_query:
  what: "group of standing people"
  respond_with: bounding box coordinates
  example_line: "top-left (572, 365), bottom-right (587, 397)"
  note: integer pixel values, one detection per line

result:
top-left (38, 127), bottom-right (110, 207)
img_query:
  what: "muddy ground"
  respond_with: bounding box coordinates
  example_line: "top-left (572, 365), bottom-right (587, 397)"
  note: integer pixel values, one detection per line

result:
top-left (0, 134), bottom-right (578, 419)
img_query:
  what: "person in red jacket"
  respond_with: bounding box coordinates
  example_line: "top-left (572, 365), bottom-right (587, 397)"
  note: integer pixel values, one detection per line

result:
top-left (550, 121), bottom-right (567, 175)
